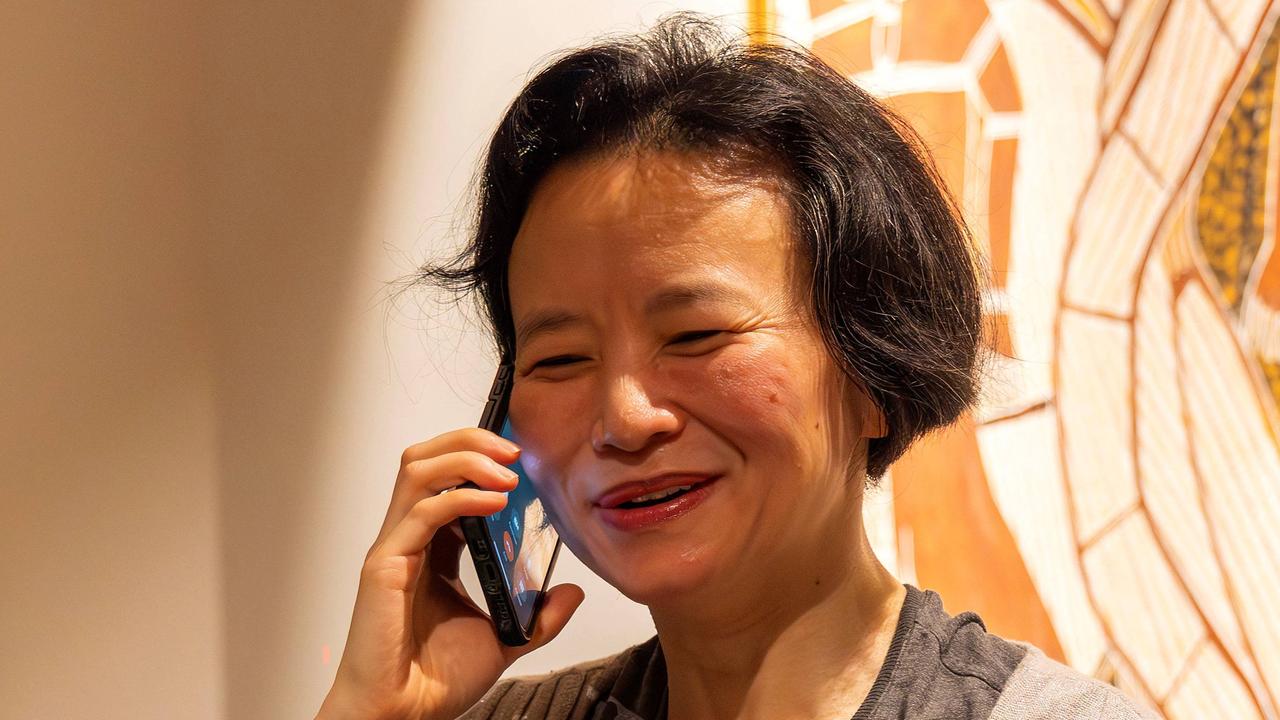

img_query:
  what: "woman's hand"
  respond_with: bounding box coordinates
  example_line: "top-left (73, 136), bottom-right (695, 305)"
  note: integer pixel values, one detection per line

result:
top-left (317, 428), bottom-right (585, 720)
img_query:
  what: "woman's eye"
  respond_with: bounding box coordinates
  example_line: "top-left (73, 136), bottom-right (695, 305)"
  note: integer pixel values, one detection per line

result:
top-left (532, 355), bottom-right (585, 369)
top-left (671, 330), bottom-right (723, 344)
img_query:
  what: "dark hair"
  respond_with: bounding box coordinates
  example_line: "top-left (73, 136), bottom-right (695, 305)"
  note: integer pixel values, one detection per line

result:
top-left (420, 12), bottom-right (985, 481)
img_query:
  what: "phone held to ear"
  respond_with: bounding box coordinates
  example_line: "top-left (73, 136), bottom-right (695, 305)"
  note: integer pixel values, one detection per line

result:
top-left (457, 364), bottom-right (564, 646)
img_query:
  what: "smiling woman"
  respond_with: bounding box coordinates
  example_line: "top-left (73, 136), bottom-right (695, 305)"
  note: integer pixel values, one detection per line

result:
top-left (315, 12), bottom-right (1157, 720)
top-left (503, 149), bottom-right (886, 617)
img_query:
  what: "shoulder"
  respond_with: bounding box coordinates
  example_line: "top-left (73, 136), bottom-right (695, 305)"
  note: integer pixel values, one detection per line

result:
top-left (909, 586), bottom-right (1029, 691)
top-left (458, 636), bottom-right (660, 720)
top-left (990, 644), bottom-right (1161, 720)
top-left (867, 586), bottom-right (1029, 718)
top-left (877, 587), bottom-right (1153, 720)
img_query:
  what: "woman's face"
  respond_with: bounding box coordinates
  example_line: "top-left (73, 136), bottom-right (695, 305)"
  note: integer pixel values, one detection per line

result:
top-left (507, 150), bottom-right (883, 607)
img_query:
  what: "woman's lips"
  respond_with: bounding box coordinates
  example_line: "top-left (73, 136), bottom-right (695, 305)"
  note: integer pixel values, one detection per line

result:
top-left (596, 476), bottom-right (720, 531)
top-left (595, 473), bottom-right (717, 508)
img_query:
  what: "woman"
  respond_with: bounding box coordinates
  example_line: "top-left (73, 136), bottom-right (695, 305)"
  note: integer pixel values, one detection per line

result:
top-left (317, 14), bottom-right (1155, 720)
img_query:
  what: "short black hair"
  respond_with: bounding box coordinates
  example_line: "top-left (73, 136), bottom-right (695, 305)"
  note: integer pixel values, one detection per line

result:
top-left (420, 12), bottom-right (985, 481)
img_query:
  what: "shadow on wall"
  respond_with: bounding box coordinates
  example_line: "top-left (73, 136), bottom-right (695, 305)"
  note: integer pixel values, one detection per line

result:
top-left (197, 4), bottom-right (412, 719)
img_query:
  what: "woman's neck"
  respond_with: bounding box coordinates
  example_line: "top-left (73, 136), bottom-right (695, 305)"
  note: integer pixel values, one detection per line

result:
top-left (650, 532), bottom-right (904, 720)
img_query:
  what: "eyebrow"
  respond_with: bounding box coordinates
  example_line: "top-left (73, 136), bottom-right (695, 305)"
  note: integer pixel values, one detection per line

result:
top-left (644, 280), bottom-right (746, 314)
top-left (514, 281), bottom-right (749, 347)
top-left (515, 309), bottom-right (584, 349)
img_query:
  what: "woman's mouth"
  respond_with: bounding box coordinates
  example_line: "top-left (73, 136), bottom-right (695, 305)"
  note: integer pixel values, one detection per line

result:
top-left (596, 475), bottom-right (720, 531)
top-left (617, 484), bottom-right (698, 507)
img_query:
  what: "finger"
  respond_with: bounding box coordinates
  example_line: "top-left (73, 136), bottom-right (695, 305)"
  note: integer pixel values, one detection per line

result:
top-left (379, 451), bottom-right (519, 540)
top-left (505, 583), bottom-right (586, 663)
top-left (400, 428), bottom-right (520, 468)
top-left (374, 487), bottom-right (509, 560)
top-left (402, 450), bottom-right (518, 497)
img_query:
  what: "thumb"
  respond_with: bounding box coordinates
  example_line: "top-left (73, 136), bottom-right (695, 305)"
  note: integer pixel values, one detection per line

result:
top-left (506, 583), bottom-right (585, 661)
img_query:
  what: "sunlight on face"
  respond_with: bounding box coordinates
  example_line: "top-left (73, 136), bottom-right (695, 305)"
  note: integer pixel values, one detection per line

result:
top-left (506, 150), bottom-right (878, 607)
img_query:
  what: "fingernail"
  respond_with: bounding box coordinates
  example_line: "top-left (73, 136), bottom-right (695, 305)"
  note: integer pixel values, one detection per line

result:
top-left (502, 468), bottom-right (519, 484)
top-left (497, 438), bottom-right (520, 454)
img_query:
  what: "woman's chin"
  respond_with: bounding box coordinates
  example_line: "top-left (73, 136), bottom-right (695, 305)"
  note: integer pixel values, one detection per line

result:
top-left (597, 547), bottom-right (723, 607)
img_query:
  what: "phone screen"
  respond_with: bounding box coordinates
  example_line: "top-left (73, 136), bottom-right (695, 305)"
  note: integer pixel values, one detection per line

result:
top-left (481, 416), bottom-right (560, 631)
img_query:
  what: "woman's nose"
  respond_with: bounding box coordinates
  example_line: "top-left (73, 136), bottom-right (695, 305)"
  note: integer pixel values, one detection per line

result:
top-left (591, 373), bottom-right (681, 454)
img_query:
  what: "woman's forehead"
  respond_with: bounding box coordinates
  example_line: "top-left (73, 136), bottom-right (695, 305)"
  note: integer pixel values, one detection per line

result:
top-left (511, 150), bottom-right (796, 273)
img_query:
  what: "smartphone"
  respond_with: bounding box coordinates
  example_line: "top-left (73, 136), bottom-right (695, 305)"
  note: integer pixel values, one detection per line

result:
top-left (458, 364), bottom-right (564, 646)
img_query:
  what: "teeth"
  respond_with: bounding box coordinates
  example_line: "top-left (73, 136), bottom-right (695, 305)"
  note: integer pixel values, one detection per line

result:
top-left (628, 485), bottom-right (692, 504)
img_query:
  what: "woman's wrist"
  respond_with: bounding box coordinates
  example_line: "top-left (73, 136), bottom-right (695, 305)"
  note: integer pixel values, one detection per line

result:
top-left (316, 683), bottom-right (366, 720)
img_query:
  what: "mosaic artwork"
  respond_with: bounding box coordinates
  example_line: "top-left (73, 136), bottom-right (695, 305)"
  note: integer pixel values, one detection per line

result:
top-left (758, 0), bottom-right (1280, 716)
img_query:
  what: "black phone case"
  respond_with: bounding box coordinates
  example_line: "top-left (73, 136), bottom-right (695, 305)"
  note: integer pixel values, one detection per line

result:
top-left (458, 364), bottom-right (563, 647)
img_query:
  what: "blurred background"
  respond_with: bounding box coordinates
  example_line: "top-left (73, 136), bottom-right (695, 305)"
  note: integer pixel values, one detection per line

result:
top-left (4, 1), bottom-right (1280, 718)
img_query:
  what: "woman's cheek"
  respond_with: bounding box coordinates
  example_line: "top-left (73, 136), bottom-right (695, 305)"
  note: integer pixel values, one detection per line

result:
top-left (510, 381), bottom-right (592, 499)
top-left (692, 340), bottom-right (809, 444)
top-left (511, 379), bottom-right (593, 444)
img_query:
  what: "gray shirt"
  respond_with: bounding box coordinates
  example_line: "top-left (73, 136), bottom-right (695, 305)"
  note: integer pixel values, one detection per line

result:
top-left (460, 585), bottom-right (1158, 720)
